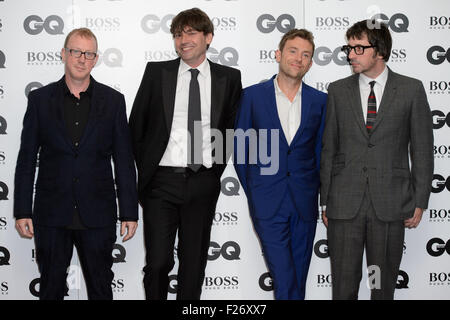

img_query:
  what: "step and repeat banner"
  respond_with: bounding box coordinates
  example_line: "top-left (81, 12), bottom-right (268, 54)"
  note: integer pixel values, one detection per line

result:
top-left (0, 0), bottom-right (449, 300)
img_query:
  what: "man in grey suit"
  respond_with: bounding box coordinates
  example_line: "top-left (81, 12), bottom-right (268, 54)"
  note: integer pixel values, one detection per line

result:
top-left (320, 20), bottom-right (433, 300)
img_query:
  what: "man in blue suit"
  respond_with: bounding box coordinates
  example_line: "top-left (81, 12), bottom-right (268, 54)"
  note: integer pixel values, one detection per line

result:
top-left (234, 29), bottom-right (326, 300)
top-left (14, 28), bottom-right (138, 300)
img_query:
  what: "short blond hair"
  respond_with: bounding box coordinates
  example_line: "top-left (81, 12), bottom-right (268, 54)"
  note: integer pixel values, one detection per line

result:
top-left (64, 28), bottom-right (98, 51)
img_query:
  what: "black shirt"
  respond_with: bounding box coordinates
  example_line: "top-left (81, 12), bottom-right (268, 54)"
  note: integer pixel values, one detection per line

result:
top-left (63, 81), bottom-right (92, 230)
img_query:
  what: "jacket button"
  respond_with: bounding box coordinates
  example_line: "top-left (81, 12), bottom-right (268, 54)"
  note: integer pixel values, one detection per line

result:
top-left (368, 143), bottom-right (374, 148)
top-left (287, 150), bottom-right (291, 155)
top-left (287, 172), bottom-right (291, 176)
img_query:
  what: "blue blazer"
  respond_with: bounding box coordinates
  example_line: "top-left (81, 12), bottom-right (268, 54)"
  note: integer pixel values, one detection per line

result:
top-left (234, 76), bottom-right (327, 221)
top-left (14, 77), bottom-right (138, 227)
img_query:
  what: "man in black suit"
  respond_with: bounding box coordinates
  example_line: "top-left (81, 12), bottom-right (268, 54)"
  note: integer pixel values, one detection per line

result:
top-left (129, 8), bottom-right (242, 300)
top-left (14, 28), bottom-right (138, 300)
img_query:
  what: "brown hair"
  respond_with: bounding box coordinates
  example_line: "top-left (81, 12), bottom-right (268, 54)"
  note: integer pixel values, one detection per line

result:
top-left (64, 28), bottom-right (98, 51)
top-left (279, 28), bottom-right (315, 54)
top-left (170, 8), bottom-right (214, 37)
top-left (346, 20), bottom-right (392, 61)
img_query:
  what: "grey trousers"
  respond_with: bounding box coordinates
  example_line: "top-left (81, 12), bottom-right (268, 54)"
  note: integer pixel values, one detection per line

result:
top-left (327, 185), bottom-right (405, 300)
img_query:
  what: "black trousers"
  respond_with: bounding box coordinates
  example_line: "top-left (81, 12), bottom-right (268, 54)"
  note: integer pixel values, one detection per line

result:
top-left (142, 166), bottom-right (220, 300)
top-left (34, 224), bottom-right (116, 300)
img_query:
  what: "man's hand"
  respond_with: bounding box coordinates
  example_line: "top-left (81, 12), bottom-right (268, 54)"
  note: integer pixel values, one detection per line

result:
top-left (322, 210), bottom-right (328, 228)
top-left (404, 208), bottom-right (424, 229)
top-left (16, 218), bottom-right (34, 238)
top-left (120, 221), bottom-right (138, 242)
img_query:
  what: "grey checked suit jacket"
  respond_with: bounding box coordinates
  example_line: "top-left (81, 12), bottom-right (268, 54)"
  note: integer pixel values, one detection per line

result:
top-left (320, 68), bottom-right (434, 222)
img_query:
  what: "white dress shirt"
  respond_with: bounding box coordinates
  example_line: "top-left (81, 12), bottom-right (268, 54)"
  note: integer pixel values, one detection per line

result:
top-left (159, 58), bottom-right (213, 168)
top-left (274, 76), bottom-right (302, 145)
top-left (359, 66), bottom-right (388, 123)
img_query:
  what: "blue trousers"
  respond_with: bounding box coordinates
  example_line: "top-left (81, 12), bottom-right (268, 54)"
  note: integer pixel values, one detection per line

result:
top-left (252, 191), bottom-right (317, 300)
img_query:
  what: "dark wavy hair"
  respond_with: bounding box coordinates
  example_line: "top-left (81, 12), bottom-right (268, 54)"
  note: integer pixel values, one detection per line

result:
top-left (346, 19), bottom-right (392, 61)
top-left (170, 8), bottom-right (214, 37)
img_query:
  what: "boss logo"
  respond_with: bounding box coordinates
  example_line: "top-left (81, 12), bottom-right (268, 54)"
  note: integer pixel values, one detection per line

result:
top-left (111, 279), bottom-right (125, 291)
top-left (313, 46), bottom-right (348, 66)
top-left (429, 209), bottom-right (450, 221)
top-left (207, 47), bottom-right (239, 66)
top-left (141, 14), bottom-right (174, 34)
top-left (315, 16), bottom-right (350, 29)
top-left (369, 13), bottom-right (409, 33)
top-left (315, 82), bottom-right (330, 92)
top-left (256, 14), bottom-right (295, 34)
top-left (27, 51), bottom-right (62, 65)
top-left (211, 17), bottom-right (237, 30)
top-left (316, 274), bottom-right (332, 287)
top-left (259, 50), bottom-right (277, 63)
top-left (426, 238), bottom-right (450, 256)
top-left (429, 81), bottom-right (450, 93)
top-left (144, 50), bottom-right (178, 62)
top-left (1, 282), bottom-right (8, 295)
top-left (208, 241), bottom-right (241, 261)
top-left (390, 48), bottom-right (407, 62)
top-left (429, 16), bottom-right (450, 28)
top-left (85, 17), bottom-right (120, 30)
top-left (429, 272), bottom-right (450, 285)
top-left (213, 211), bottom-right (238, 225)
top-left (23, 15), bottom-right (64, 35)
top-left (434, 145), bottom-right (450, 159)
top-left (427, 46), bottom-right (450, 65)
top-left (204, 276), bottom-right (239, 288)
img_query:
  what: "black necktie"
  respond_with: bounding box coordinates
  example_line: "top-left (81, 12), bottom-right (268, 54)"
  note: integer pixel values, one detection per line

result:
top-left (188, 68), bottom-right (203, 171)
top-left (366, 81), bottom-right (376, 132)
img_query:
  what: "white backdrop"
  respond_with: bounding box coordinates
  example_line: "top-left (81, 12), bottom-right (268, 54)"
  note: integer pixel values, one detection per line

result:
top-left (0, 0), bottom-right (449, 300)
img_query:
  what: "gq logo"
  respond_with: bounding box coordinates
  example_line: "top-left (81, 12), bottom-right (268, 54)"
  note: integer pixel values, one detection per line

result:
top-left (256, 14), bottom-right (295, 33)
top-left (427, 46), bottom-right (450, 65)
top-left (141, 14), bottom-right (174, 34)
top-left (0, 181), bottom-right (8, 200)
top-left (208, 241), bottom-right (241, 261)
top-left (258, 272), bottom-right (273, 291)
top-left (112, 243), bottom-right (126, 263)
top-left (426, 238), bottom-right (450, 257)
top-left (221, 176), bottom-right (240, 196)
top-left (23, 15), bottom-right (64, 35)
top-left (431, 174), bottom-right (450, 193)
top-left (29, 278), bottom-right (69, 297)
top-left (168, 274), bottom-right (178, 294)
top-left (314, 239), bottom-right (329, 258)
top-left (95, 48), bottom-right (123, 67)
top-left (432, 110), bottom-right (450, 129)
top-left (0, 246), bottom-right (10, 265)
top-left (396, 270), bottom-right (409, 289)
top-left (0, 50), bottom-right (5, 68)
top-left (0, 116), bottom-right (7, 135)
top-left (25, 81), bottom-right (43, 97)
top-left (207, 47), bottom-right (239, 66)
top-left (369, 13), bottom-right (409, 33)
top-left (313, 46), bottom-right (348, 66)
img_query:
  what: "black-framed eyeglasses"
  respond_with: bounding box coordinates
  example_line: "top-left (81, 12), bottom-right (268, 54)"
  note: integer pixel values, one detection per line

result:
top-left (65, 48), bottom-right (97, 60)
top-left (341, 45), bottom-right (377, 56)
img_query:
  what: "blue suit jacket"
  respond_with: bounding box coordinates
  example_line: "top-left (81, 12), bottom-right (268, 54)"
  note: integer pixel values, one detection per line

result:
top-left (234, 76), bottom-right (327, 221)
top-left (14, 76), bottom-right (138, 227)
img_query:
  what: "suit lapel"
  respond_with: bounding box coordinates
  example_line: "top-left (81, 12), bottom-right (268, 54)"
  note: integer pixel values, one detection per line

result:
top-left (262, 76), bottom-right (289, 146)
top-left (210, 61), bottom-right (226, 129)
top-left (291, 82), bottom-right (312, 143)
top-left (371, 68), bottom-right (397, 133)
top-left (162, 59), bottom-right (180, 134)
top-left (347, 74), bottom-right (369, 139)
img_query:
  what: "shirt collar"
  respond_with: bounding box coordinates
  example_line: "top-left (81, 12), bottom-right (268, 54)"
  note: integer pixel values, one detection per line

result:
top-left (63, 76), bottom-right (94, 97)
top-left (274, 74), bottom-right (302, 98)
top-left (179, 58), bottom-right (210, 79)
top-left (359, 65), bottom-right (388, 88)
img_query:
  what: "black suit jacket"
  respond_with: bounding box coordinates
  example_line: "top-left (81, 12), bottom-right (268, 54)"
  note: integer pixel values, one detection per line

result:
top-left (129, 58), bottom-right (242, 201)
top-left (14, 76), bottom-right (138, 227)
